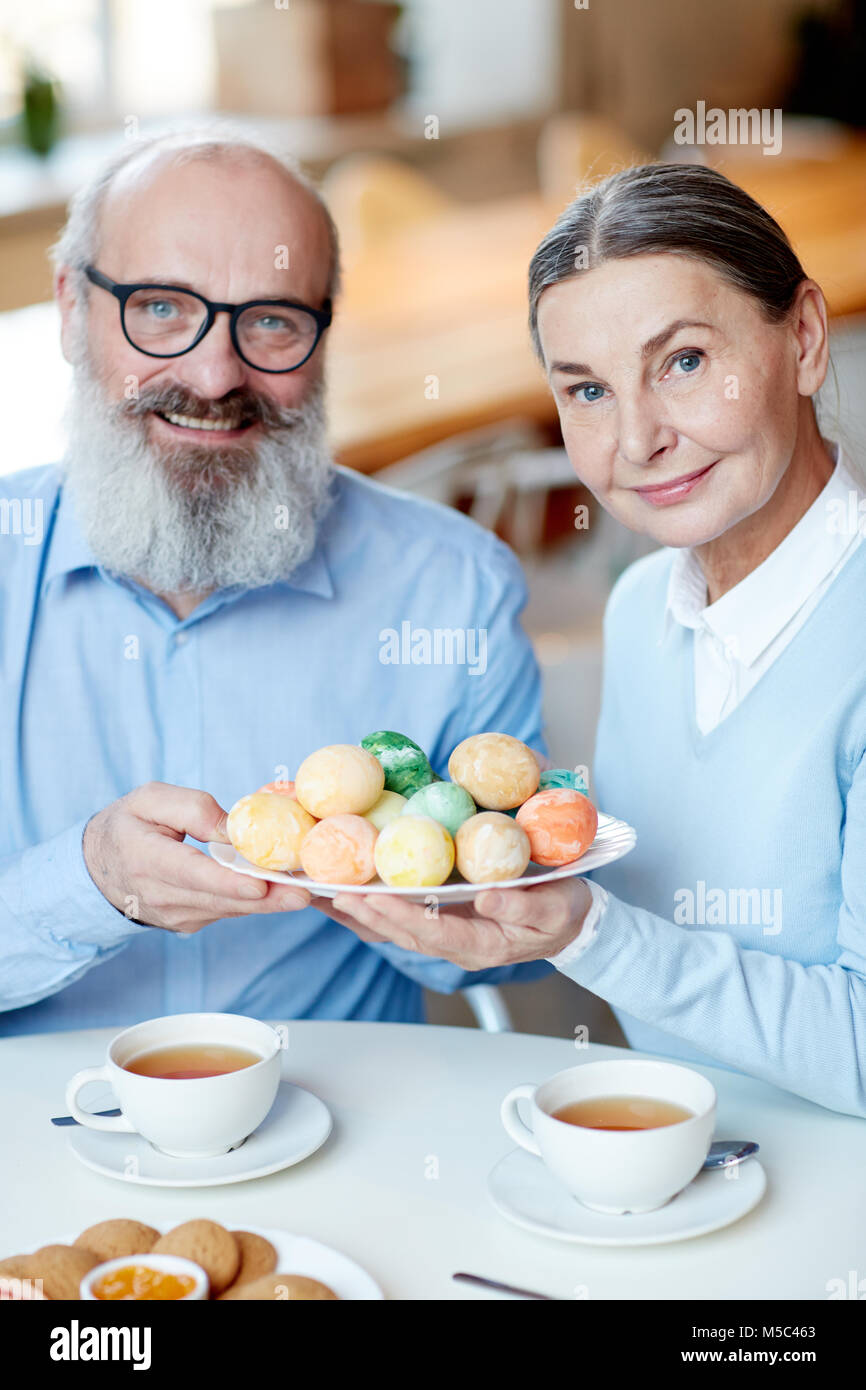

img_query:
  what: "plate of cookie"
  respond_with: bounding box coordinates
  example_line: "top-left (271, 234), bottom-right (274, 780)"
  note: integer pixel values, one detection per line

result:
top-left (210, 731), bottom-right (636, 904)
top-left (5, 1217), bottom-right (382, 1300)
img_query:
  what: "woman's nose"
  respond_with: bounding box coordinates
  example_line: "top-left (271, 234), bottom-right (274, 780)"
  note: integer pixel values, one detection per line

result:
top-left (616, 395), bottom-right (677, 468)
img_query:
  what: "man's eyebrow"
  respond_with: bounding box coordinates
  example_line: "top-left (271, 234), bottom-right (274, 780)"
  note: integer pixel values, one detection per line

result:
top-left (549, 320), bottom-right (716, 377)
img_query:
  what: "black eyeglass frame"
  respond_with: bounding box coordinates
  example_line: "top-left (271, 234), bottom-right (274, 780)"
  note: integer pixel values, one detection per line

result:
top-left (83, 264), bottom-right (332, 374)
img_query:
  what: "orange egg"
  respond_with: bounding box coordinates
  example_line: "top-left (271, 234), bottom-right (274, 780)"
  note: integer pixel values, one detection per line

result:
top-left (256, 780), bottom-right (296, 797)
top-left (299, 814), bottom-right (378, 885)
top-left (515, 789), bottom-right (598, 867)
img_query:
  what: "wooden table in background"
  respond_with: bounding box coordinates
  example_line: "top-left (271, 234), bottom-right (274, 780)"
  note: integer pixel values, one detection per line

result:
top-left (329, 143), bottom-right (866, 472)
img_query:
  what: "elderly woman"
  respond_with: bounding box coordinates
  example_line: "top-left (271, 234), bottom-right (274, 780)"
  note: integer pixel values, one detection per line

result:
top-left (325, 163), bottom-right (866, 1119)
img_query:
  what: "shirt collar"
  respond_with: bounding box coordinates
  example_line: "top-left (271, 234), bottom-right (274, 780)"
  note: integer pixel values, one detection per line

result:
top-left (41, 482), bottom-right (335, 602)
top-left (661, 442), bottom-right (862, 663)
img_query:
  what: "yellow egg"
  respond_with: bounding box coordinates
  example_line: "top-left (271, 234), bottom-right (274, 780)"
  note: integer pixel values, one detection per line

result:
top-left (373, 815), bottom-right (455, 888)
top-left (455, 811), bottom-right (531, 884)
top-left (227, 792), bottom-right (317, 872)
top-left (448, 733), bottom-right (540, 810)
top-left (294, 744), bottom-right (385, 818)
top-left (363, 789), bottom-right (408, 830)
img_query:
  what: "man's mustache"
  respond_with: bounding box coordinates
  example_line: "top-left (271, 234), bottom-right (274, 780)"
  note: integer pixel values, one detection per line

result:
top-left (118, 384), bottom-right (305, 431)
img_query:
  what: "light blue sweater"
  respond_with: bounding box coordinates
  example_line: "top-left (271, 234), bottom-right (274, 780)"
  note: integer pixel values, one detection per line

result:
top-left (561, 540), bottom-right (866, 1118)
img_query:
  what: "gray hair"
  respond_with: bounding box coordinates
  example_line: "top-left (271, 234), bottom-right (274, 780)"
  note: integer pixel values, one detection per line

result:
top-left (528, 162), bottom-right (807, 361)
top-left (51, 121), bottom-right (341, 305)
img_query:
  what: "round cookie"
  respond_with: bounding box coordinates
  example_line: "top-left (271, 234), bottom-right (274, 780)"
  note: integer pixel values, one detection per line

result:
top-left (363, 789), bottom-right (408, 830)
top-left (152, 1220), bottom-right (239, 1295)
top-left (299, 814), bottom-right (378, 885)
top-left (448, 733), bottom-right (540, 811)
top-left (360, 731), bottom-right (437, 799)
top-left (374, 815), bottom-right (455, 888)
top-left (516, 789), bottom-right (598, 866)
top-left (220, 1273), bottom-right (338, 1301)
top-left (228, 792), bottom-right (317, 872)
top-left (538, 767), bottom-right (589, 794)
top-left (402, 781), bottom-right (476, 838)
top-left (30, 1244), bottom-right (100, 1301)
top-left (455, 811), bottom-right (531, 884)
top-left (256, 779), bottom-right (297, 797)
top-left (227, 1231), bottom-right (278, 1290)
top-left (295, 744), bottom-right (384, 818)
top-left (0, 1256), bottom-right (48, 1298)
top-left (74, 1220), bottom-right (160, 1263)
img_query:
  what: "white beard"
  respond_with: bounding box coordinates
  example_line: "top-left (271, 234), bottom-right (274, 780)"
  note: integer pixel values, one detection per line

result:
top-left (60, 360), bottom-right (335, 596)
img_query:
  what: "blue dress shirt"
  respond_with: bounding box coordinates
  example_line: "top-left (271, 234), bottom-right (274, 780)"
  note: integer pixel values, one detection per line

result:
top-left (0, 463), bottom-right (551, 1034)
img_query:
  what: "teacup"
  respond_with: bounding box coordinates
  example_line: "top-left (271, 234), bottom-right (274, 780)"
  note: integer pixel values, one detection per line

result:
top-left (501, 1059), bottom-right (716, 1213)
top-left (65, 1012), bottom-right (282, 1158)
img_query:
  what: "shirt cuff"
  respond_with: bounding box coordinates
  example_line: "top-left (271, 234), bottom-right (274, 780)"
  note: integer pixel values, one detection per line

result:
top-left (21, 817), bottom-right (152, 949)
top-left (545, 877), bottom-right (608, 970)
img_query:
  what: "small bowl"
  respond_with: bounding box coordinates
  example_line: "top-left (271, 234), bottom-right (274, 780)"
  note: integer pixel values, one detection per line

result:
top-left (80, 1253), bottom-right (209, 1301)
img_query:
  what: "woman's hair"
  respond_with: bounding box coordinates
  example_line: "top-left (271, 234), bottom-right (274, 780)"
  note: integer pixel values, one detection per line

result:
top-left (528, 162), bottom-right (808, 361)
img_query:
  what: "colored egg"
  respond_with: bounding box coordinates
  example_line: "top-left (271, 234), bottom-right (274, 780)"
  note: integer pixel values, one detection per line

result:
top-left (538, 767), bottom-right (589, 795)
top-left (299, 814), bottom-right (378, 885)
top-left (227, 792), bottom-right (317, 872)
top-left (360, 730), bottom-right (437, 799)
top-left (402, 781), bottom-right (476, 838)
top-left (256, 779), bottom-right (297, 797)
top-left (448, 733), bottom-right (540, 811)
top-left (373, 815), bottom-right (455, 888)
top-left (515, 789), bottom-right (599, 867)
top-left (455, 812), bottom-right (531, 884)
top-left (294, 744), bottom-right (384, 818)
top-left (363, 789), bottom-right (408, 830)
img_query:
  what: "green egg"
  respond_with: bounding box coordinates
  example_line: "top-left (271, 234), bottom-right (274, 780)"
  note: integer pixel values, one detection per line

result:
top-left (402, 782), bottom-right (476, 838)
top-left (539, 767), bottom-right (589, 794)
top-left (360, 730), bottom-right (437, 799)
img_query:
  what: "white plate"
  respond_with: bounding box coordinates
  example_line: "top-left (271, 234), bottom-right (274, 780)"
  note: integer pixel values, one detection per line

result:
top-left (208, 811), bottom-right (636, 904)
top-left (33, 1225), bottom-right (382, 1301)
top-left (487, 1147), bottom-right (767, 1246)
top-left (66, 1081), bottom-right (332, 1188)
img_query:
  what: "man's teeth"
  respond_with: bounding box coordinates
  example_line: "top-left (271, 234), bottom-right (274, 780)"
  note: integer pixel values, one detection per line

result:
top-left (162, 412), bottom-right (244, 431)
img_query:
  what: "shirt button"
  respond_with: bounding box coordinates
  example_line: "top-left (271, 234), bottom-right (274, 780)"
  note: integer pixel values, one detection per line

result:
top-left (175, 631), bottom-right (189, 646)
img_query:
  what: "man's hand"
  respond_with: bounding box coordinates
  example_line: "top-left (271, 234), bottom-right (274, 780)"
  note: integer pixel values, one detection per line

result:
top-left (315, 876), bottom-right (592, 969)
top-left (83, 781), bottom-right (311, 932)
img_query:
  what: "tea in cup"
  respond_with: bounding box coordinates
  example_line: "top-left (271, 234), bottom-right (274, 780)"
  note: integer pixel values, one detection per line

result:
top-left (501, 1059), bottom-right (716, 1213)
top-left (65, 1013), bottom-right (282, 1158)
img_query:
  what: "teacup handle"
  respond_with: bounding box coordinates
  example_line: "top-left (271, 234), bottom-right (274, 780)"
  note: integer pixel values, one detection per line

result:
top-left (65, 1066), bottom-right (135, 1133)
top-left (500, 1083), bottom-right (542, 1156)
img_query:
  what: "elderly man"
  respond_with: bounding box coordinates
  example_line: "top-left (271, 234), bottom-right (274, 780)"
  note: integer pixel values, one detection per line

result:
top-left (0, 129), bottom-right (550, 1034)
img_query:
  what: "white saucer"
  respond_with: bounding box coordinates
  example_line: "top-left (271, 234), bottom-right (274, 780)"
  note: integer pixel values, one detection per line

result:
top-left (41, 1224), bottom-right (382, 1300)
top-left (208, 811), bottom-right (636, 904)
top-left (67, 1081), bottom-right (332, 1188)
top-left (487, 1148), bottom-right (767, 1246)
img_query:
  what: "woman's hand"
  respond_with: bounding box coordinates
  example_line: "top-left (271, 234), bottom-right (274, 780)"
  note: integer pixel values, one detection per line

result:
top-left (313, 876), bottom-right (592, 970)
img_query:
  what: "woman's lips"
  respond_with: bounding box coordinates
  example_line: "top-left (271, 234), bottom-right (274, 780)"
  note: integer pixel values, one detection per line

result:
top-left (632, 460), bottom-right (719, 507)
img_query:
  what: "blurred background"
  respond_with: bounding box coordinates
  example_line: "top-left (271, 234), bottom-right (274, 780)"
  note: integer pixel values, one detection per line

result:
top-left (1, 0), bottom-right (865, 1042)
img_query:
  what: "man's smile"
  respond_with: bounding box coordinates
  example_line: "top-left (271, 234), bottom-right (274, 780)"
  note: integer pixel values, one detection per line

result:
top-left (151, 408), bottom-right (261, 443)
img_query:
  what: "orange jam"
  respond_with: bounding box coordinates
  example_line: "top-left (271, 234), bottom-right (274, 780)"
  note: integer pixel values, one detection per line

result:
top-left (93, 1264), bottom-right (198, 1301)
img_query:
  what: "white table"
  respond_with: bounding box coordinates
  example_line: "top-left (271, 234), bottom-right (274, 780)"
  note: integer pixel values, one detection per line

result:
top-left (3, 1021), bottom-right (864, 1300)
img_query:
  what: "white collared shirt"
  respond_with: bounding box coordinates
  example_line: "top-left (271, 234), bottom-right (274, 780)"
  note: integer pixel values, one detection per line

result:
top-left (548, 441), bottom-right (866, 969)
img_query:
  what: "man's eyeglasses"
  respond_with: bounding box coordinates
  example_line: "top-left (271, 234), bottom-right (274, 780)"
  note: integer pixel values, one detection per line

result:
top-left (83, 265), bottom-right (332, 374)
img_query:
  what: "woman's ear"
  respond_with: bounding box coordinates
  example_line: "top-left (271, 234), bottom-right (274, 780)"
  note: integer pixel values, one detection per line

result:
top-left (791, 279), bottom-right (829, 398)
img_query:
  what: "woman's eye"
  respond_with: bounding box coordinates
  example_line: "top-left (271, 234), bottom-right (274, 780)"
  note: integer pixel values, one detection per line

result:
top-left (568, 382), bottom-right (606, 403)
top-left (671, 351), bottom-right (703, 374)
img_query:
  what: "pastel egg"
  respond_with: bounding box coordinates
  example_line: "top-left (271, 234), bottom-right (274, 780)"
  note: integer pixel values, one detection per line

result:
top-left (256, 779), bottom-right (297, 797)
top-left (374, 815), bottom-right (455, 888)
top-left (363, 789), bottom-right (408, 830)
top-left (402, 782), bottom-right (476, 838)
top-left (538, 767), bottom-right (589, 795)
top-left (360, 731), bottom-right (437, 799)
top-left (227, 792), bottom-right (317, 872)
top-left (515, 789), bottom-right (599, 867)
top-left (455, 811), bottom-right (531, 884)
top-left (448, 733), bottom-right (540, 810)
top-left (299, 814), bottom-right (378, 885)
top-left (294, 744), bottom-right (384, 818)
